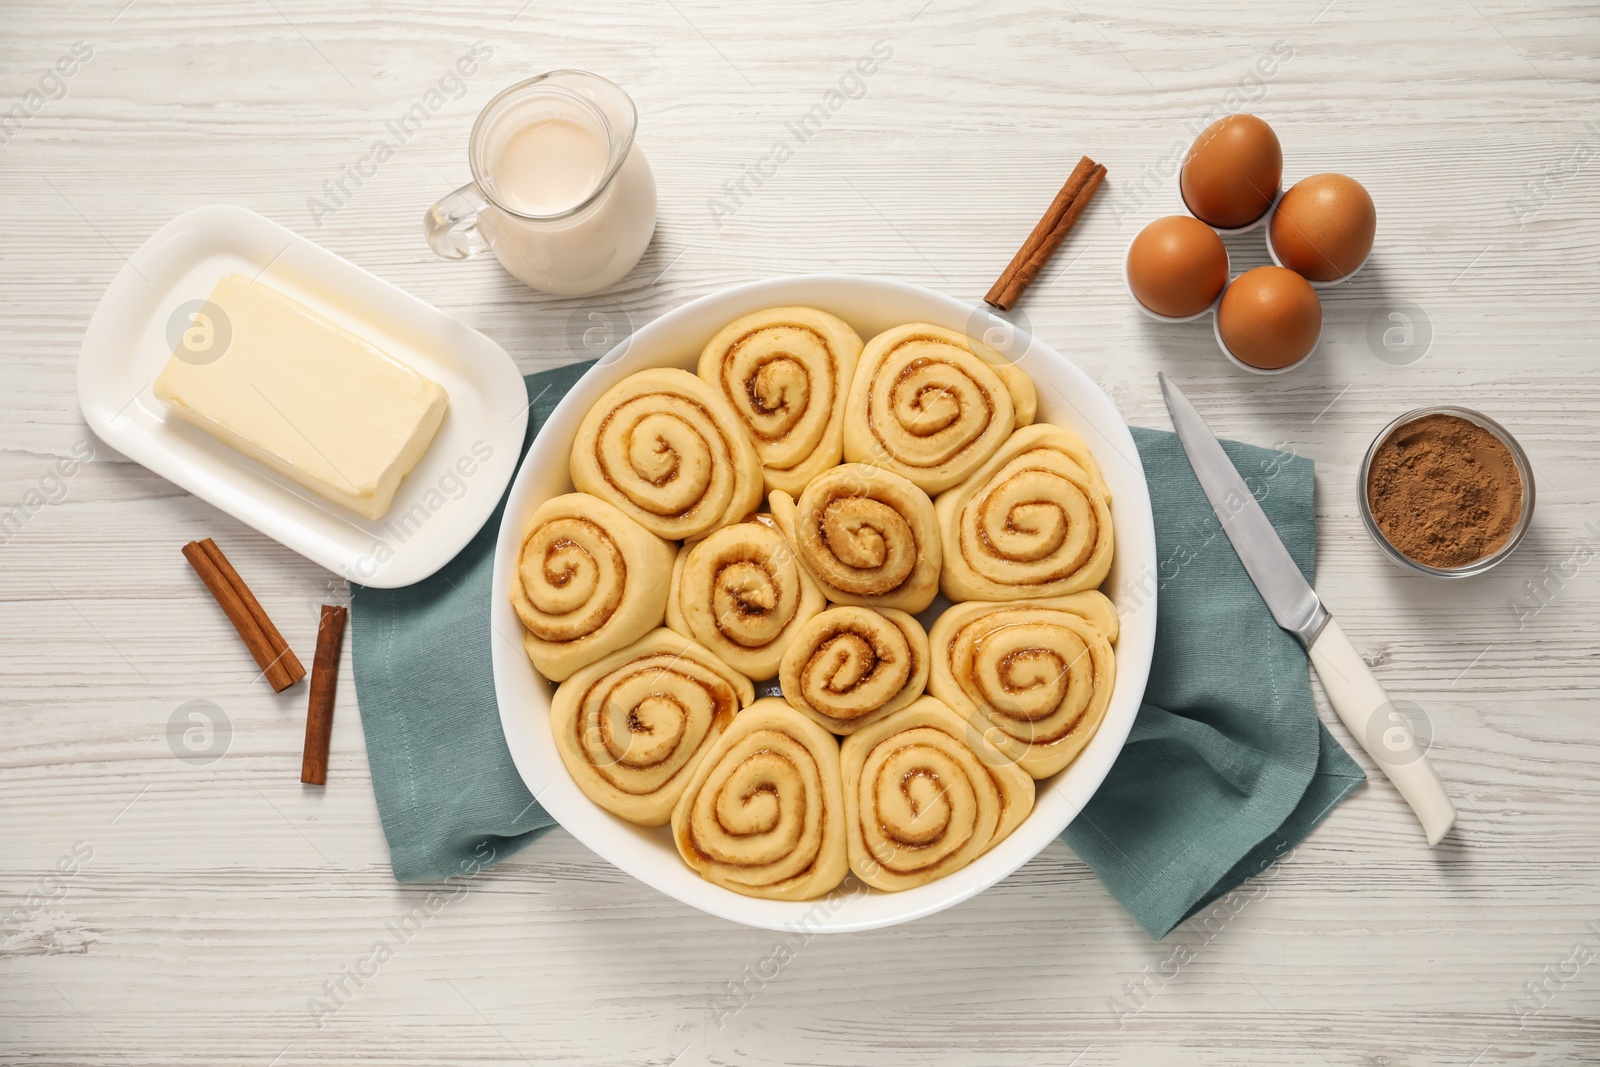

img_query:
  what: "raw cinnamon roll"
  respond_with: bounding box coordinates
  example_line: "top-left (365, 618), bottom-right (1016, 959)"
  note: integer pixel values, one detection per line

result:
top-left (769, 463), bottom-right (941, 613)
top-left (840, 696), bottom-right (1034, 891)
top-left (842, 323), bottom-right (1038, 495)
top-left (550, 629), bottom-right (755, 827)
top-left (671, 698), bottom-right (849, 900)
top-left (778, 606), bottom-right (929, 734)
top-left (511, 493), bottom-right (675, 682)
top-left (697, 307), bottom-right (864, 497)
top-left (570, 367), bottom-right (764, 541)
top-left (927, 592), bottom-right (1118, 779)
top-left (664, 515), bottom-right (826, 681)
top-left (935, 423), bottom-right (1114, 602)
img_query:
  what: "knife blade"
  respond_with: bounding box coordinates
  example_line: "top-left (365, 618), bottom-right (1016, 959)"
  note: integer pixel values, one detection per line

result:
top-left (1158, 373), bottom-right (1330, 647)
top-left (1158, 373), bottom-right (1456, 846)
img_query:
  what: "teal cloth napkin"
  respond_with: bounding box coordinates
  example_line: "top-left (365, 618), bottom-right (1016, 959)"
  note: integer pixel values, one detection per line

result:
top-left (1059, 426), bottom-right (1364, 937)
top-left (351, 364), bottom-right (1364, 936)
top-left (348, 363), bottom-right (586, 880)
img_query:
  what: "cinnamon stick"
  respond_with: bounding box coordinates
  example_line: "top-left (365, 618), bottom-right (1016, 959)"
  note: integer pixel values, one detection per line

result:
top-left (301, 604), bottom-right (347, 785)
top-left (985, 155), bottom-right (1107, 311)
top-left (182, 538), bottom-right (306, 692)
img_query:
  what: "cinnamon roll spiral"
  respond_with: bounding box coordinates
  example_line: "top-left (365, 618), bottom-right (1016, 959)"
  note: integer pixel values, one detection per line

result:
top-left (935, 423), bottom-right (1114, 602)
top-left (778, 606), bottom-right (929, 734)
top-left (842, 323), bottom-right (1038, 495)
top-left (927, 592), bottom-right (1119, 779)
top-left (511, 493), bottom-right (675, 682)
top-left (769, 463), bottom-right (941, 613)
top-left (697, 306), bottom-right (864, 497)
top-left (550, 629), bottom-right (755, 827)
top-left (840, 696), bottom-right (1034, 891)
top-left (570, 367), bottom-right (764, 541)
top-left (664, 515), bottom-right (826, 681)
top-left (671, 699), bottom-right (849, 900)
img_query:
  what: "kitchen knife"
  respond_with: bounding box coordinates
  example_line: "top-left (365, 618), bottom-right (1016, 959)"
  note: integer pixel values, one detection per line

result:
top-left (1158, 373), bottom-right (1456, 846)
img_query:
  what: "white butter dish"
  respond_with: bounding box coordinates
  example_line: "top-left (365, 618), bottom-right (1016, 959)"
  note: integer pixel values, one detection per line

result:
top-left (77, 205), bottom-right (529, 587)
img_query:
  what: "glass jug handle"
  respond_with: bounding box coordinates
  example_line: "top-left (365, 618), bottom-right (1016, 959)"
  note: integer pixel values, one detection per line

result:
top-left (424, 182), bottom-right (491, 260)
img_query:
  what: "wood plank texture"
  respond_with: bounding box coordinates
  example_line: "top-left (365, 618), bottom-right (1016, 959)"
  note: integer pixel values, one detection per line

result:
top-left (2, 0), bottom-right (1598, 1063)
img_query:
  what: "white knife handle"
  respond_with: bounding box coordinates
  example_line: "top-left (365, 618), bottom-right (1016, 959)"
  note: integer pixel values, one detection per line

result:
top-left (1308, 618), bottom-right (1456, 846)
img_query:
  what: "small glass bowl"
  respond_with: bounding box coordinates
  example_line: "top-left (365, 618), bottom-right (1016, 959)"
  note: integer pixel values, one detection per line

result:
top-left (1358, 406), bottom-right (1535, 578)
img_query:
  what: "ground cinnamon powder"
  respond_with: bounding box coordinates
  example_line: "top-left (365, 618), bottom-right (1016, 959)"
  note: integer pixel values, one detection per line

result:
top-left (1366, 413), bottom-right (1523, 569)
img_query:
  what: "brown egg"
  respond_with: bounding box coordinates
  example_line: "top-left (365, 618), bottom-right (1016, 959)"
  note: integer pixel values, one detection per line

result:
top-left (1180, 115), bottom-right (1283, 229)
top-left (1217, 266), bottom-right (1322, 370)
top-left (1270, 173), bottom-right (1376, 281)
top-left (1126, 216), bottom-right (1229, 318)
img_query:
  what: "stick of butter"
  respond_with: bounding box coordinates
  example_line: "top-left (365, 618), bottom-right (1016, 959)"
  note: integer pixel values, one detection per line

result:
top-left (154, 274), bottom-right (448, 521)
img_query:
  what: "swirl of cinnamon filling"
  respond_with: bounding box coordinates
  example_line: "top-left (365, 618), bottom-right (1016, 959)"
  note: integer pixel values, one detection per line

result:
top-left (769, 463), bottom-right (941, 613)
top-left (550, 629), bottom-right (755, 826)
top-left (670, 699), bottom-right (849, 901)
top-left (927, 592), bottom-right (1119, 779)
top-left (778, 606), bottom-right (929, 734)
top-left (664, 516), bottom-right (825, 681)
top-left (842, 323), bottom-right (1037, 495)
top-left (697, 306), bottom-right (863, 497)
top-left (935, 423), bottom-right (1114, 602)
top-left (840, 696), bottom-right (1034, 891)
top-left (511, 493), bottom-right (675, 682)
top-left (570, 367), bottom-right (764, 541)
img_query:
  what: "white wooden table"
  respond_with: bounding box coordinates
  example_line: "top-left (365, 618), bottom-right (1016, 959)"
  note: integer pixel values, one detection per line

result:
top-left (4, 1), bottom-right (1598, 1063)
